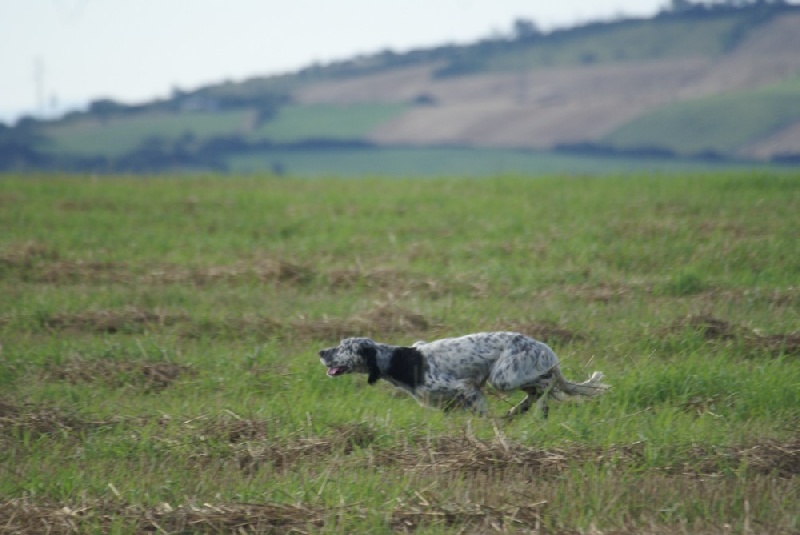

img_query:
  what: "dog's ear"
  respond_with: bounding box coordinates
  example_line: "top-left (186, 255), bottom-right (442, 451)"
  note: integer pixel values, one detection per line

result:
top-left (358, 345), bottom-right (380, 385)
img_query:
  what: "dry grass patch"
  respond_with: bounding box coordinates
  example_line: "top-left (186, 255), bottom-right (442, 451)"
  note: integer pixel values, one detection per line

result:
top-left (187, 415), bottom-right (380, 473)
top-left (35, 259), bottom-right (128, 284)
top-left (145, 259), bottom-right (313, 286)
top-left (0, 498), bottom-right (331, 534)
top-left (0, 241), bottom-right (59, 270)
top-left (665, 314), bottom-right (800, 357)
top-left (0, 399), bottom-right (141, 440)
top-left (327, 267), bottom-right (488, 298)
top-left (0, 399), bottom-right (86, 438)
top-left (55, 199), bottom-right (120, 212)
top-left (40, 355), bottom-right (195, 390)
top-left (285, 303), bottom-right (433, 341)
top-left (27, 303), bottom-right (434, 340)
top-left (490, 320), bottom-right (585, 346)
top-left (367, 432), bottom-right (800, 479)
top-left (41, 307), bottom-right (189, 334)
top-left (231, 425), bottom-right (378, 473)
top-left (1, 240), bottom-right (481, 299)
top-left (185, 414), bottom-right (800, 481)
top-left (391, 496), bottom-right (547, 534)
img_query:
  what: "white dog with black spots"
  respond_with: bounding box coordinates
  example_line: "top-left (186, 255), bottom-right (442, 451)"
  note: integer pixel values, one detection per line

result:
top-left (319, 331), bottom-right (609, 418)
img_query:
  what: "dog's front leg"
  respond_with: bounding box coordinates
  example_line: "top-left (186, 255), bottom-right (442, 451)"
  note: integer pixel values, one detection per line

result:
top-left (444, 385), bottom-right (488, 415)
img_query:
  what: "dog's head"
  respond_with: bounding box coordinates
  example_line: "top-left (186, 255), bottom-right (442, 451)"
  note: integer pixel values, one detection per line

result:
top-left (319, 337), bottom-right (381, 384)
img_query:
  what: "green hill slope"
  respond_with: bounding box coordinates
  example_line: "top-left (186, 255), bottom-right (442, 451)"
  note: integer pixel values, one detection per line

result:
top-left (604, 76), bottom-right (800, 156)
top-left (5, 2), bottom-right (800, 174)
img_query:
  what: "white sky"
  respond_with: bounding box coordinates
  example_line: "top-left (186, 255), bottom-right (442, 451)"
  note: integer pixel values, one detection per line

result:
top-left (1, 0), bottom-right (670, 122)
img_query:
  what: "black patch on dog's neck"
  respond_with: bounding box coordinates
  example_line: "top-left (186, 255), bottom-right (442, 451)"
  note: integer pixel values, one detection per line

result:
top-left (386, 347), bottom-right (426, 388)
top-left (360, 346), bottom-right (381, 385)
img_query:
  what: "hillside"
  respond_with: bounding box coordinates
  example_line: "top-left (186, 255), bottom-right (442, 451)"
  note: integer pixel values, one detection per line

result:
top-left (4, 2), bottom-right (800, 174)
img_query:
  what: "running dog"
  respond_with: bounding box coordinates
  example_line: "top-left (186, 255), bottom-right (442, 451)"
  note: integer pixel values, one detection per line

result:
top-left (319, 332), bottom-right (609, 418)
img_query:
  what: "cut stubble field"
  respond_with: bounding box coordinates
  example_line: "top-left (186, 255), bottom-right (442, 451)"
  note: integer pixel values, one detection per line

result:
top-left (0, 172), bottom-right (798, 534)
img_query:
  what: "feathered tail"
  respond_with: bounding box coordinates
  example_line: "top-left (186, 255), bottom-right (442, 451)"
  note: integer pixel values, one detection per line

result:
top-left (551, 367), bottom-right (610, 398)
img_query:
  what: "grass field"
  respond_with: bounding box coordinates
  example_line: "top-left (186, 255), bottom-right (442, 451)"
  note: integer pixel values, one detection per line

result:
top-left (250, 104), bottom-right (409, 143)
top-left (226, 146), bottom-right (785, 177)
top-left (0, 172), bottom-right (798, 533)
top-left (605, 76), bottom-right (800, 157)
top-left (39, 103), bottom-right (409, 160)
top-left (43, 110), bottom-right (253, 158)
top-left (485, 16), bottom-right (741, 72)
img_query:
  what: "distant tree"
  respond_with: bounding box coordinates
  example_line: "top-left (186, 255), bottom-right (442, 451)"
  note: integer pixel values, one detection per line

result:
top-left (88, 98), bottom-right (127, 115)
top-left (14, 115), bottom-right (43, 129)
top-left (0, 121), bottom-right (49, 169)
top-left (87, 98), bottom-right (130, 124)
top-left (512, 18), bottom-right (540, 40)
top-left (670, 0), bottom-right (695, 11)
top-left (412, 93), bottom-right (437, 106)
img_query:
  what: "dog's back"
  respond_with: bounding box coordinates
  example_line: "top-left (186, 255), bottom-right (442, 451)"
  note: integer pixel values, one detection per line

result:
top-left (413, 332), bottom-right (557, 384)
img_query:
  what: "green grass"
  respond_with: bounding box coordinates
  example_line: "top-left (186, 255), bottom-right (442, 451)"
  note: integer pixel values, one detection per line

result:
top-left (38, 103), bottom-right (410, 162)
top-left (485, 16), bottom-right (743, 72)
top-left (227, 146), bottom-right (784, 176)
top-left (43, 110), bottom-right (252, 158)
top-left (0, 172), bottom-right (798, 533)
top-left (249, 103), bottom-right (408, 142)
top-left (605, 76), bottom-right (800, 156)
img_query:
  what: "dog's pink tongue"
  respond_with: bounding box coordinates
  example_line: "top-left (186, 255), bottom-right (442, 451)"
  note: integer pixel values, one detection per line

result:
top-left (327, 367), bottom-right (344, 377)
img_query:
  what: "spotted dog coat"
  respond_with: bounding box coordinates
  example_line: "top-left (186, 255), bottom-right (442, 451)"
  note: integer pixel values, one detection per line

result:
top-left (319, 332), bottom-right (609, 418)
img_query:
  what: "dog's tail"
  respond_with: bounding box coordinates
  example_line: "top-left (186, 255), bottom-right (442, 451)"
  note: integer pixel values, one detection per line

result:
top-left (551, 366), bottom-right (610, 398)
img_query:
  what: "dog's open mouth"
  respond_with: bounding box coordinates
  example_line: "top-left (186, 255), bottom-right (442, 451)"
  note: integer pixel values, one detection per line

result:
top-left (326, 366), bottom-right (349, 377)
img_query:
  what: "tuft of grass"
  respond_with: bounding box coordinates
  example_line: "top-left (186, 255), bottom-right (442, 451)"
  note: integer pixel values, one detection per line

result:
top-left (659, 270), bottom-right (708, 296)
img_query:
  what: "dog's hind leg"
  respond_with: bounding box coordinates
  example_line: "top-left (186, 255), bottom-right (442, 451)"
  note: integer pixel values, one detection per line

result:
top-left (505, 375), bottom-right (556, 419)
top-left (533, 380), bottom-right (555, 419)
top-left (504, 387), bottom-right (541, 419)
